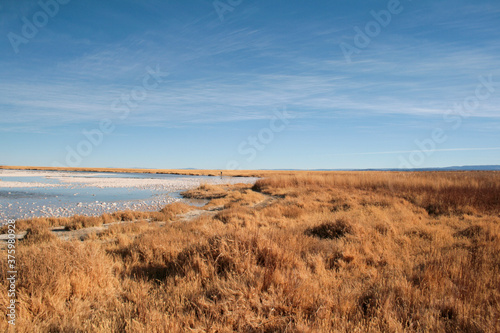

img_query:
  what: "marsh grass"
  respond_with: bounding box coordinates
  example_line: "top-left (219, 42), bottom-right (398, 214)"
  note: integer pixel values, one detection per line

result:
top-left (22, 224), bottom-right (58, 245)
top-left (1, 171), bottom-right (499, 332)
top-left (305, 218), bottom-right (354, 240)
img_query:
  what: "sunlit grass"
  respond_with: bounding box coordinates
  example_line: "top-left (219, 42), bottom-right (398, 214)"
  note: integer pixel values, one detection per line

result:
top-left (1, 171), bottom-right (499, 332)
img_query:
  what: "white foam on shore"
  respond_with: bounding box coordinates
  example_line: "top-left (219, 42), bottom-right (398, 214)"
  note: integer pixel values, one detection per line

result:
top-left (0, 181), bottom-right (63, 188)
top-left (0, 170), bottom-right (85, 178)
top-left (53, 175), bottom-right (252, 189)
top-left (0, 170), bottom-right (258, 220)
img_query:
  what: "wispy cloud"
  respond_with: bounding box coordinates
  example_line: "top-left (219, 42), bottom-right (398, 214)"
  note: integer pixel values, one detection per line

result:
top-left (1, 0), bottom-right (499, 133)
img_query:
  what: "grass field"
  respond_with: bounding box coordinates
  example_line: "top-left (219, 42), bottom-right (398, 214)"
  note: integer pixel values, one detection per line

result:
top-left (1, 171), bottom-right (499, 332)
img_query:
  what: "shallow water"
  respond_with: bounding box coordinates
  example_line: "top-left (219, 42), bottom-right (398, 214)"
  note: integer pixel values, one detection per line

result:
top-left (0, 170), bottom-right (257, 220)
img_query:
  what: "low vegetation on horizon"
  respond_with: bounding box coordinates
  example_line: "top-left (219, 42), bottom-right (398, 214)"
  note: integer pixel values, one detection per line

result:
top-left (1, 171), bottom-right (499, 332)
top-left (0, 165), bottom-right (291, 177)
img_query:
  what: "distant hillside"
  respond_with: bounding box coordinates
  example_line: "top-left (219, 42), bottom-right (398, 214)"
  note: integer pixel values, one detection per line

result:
top-left (434, 165), bottom-right (500, 171)
top-left (310, 165), bottom-right (500, 171)
top-left (396, 165), bottom-right (500, 171)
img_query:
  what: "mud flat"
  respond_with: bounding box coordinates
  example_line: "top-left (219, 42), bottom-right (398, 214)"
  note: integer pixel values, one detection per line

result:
top-left (0, 170), bottom-right (258, 220)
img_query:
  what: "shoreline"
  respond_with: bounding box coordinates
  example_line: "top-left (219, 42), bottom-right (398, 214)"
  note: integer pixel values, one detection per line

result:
top-left (1, 165), bottom-right (499, 178)
top-left (0, 165), bottom-right (274, 178)
top-left (0, 169), bottom-right (258, 220)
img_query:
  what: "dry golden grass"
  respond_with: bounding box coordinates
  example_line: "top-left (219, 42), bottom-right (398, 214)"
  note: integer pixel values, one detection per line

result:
top-left (1, 171), bottom-right (499, 332)
top-left (22, 224), bottom-right (59, 246)
top-left (181, 183), bottom-right (234, 199)
top-left (0, 165), bottom-right (291, 177)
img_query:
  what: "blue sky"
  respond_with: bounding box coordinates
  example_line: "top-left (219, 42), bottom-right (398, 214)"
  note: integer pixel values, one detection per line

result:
top-left (1, 0), bottom-right (499, 170)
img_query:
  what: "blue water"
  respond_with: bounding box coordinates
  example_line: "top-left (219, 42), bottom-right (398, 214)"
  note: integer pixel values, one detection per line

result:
top-left (0, 186), bottom-right (154, 203)
top-left (49, 171), bottom-right (213, 180)
top-left (0, 170), bottom-right (255, 220)
top-left (1, 176), bottom-right (61, 184)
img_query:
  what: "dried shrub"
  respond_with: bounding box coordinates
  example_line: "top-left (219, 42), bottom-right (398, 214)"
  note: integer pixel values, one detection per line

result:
top-left (64, 215), bottom-right (103, 230)
top-left (181, 183), bottom-right (228, 199)
top-left (306, 218), bottom-right (354, 240)
top-left (23, 224), bottom-right (58, 245)
top-left (282, 205), bottom-right (303, 219)
top-left (159, 201), bottom-right (193, 219)
top-left (454, 225), bottom-right (483, 239)
top-left (111, 210), bottom-right (136, 222)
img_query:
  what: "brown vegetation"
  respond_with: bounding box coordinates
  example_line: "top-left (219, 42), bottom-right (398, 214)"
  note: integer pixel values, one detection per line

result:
top-left (1, 171), bottom-right (499, 332)
top-left (0, 165), bottom-right (291, 177)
